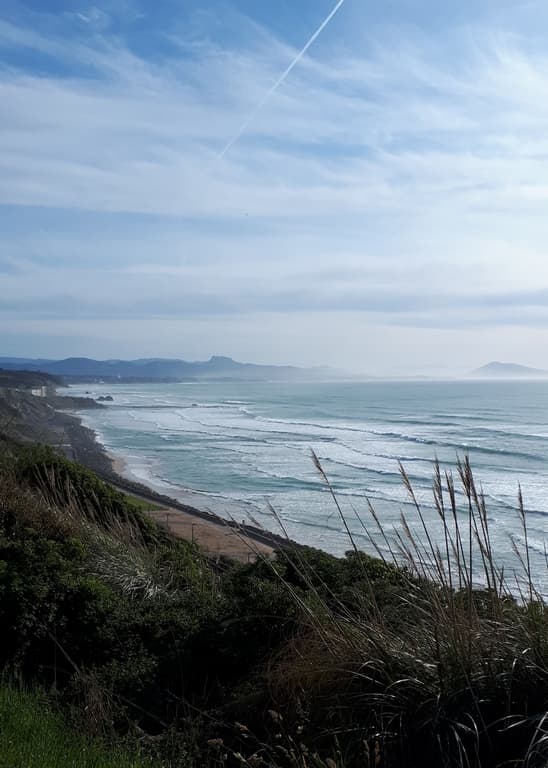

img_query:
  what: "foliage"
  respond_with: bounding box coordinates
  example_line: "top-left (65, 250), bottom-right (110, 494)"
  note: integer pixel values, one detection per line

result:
top-left (0, 681), bottom-right (156, 768)
top-left (13, 445), bottom-right (161, 540)
top-left (1, 441), bottom-right (548, 766)
top-left (0, 368), bottom-right (62, 389)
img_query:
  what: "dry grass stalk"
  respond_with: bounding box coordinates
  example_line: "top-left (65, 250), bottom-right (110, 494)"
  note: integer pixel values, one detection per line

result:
top-left (266, 455), bottom-right (548, 766)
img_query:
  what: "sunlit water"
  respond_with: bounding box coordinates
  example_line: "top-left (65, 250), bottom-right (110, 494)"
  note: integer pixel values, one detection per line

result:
top-left (63, 380), bottom-right (548, 590)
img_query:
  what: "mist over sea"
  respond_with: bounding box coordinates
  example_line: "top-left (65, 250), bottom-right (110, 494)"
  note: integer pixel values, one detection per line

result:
top-left (65, 380), bottom-right (548, 588)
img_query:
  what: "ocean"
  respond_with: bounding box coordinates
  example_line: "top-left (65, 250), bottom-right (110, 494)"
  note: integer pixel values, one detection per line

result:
top-left (63, 379), bottom-right (548, 588)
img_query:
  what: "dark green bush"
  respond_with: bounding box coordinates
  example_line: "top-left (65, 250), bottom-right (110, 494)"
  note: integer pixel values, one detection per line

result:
top-left (4, 441), bottom-right (548, 766)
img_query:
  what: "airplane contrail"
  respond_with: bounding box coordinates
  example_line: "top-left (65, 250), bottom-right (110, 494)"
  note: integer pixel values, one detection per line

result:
top-left (219, 0), bottom-right (346, 158)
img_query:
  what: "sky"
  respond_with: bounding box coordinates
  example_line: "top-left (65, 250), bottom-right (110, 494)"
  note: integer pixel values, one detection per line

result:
top-left (2, 0), bottom-right (548, 375)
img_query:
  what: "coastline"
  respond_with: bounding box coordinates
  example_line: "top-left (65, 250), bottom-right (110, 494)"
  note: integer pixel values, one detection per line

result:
top-left (59, 406), bottom-right (281, 560)
top-left (109, 452), bottom-right (128, 478)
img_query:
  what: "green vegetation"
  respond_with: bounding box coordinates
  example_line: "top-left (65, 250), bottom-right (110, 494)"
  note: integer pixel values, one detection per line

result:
top-left (1, 439), bottom-right (548, 766)
top-left (0, 368), bottom-right (62, 390)
top-left (0, 682), bottom-right (155, 768)
top-left (122, 493), bottom-right (163, 512)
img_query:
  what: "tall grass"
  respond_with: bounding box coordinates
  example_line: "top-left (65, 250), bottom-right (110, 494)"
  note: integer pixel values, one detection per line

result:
top-left (4, 439), bottom-right (548, 766)
top-left (265, 453), bottom-right (548, 767)
top-left (10, 446), bottom-right (212, 600)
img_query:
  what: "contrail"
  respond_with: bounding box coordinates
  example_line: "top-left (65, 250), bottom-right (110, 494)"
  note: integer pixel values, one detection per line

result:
top-left (219, 0), bottom-right (346, 158)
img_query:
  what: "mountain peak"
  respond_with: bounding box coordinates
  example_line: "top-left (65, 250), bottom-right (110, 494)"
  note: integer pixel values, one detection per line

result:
top-left (472, 361), bottom-right (547, 378)
top-left (0, 355), bottom-right (331, 382)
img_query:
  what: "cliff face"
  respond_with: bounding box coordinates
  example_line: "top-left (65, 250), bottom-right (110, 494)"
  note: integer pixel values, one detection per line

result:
top-left (0, 385), bottom-right (102, 449)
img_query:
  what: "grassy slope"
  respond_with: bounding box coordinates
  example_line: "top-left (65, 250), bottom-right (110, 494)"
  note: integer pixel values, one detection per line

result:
top-left (2, 439), bottom-right (548, 766)
top-left (122, 493), bottom-right (163, 512)
top-left (0, 684), bottom-right (155, 768)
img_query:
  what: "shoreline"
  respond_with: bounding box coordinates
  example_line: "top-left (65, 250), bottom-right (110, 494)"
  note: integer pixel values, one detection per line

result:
top-left (109, 451), bottom-right (128, 478)
top-left (58, 405), bottom-right (286, 560)
top-left (102, 445), bottom-right (274, 560)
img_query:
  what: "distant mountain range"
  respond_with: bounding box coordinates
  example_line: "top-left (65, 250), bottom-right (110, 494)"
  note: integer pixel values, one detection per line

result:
top-left (471, 361), bottom-right (548, 378)
top-left (0, 356), bottom-right (335, 382)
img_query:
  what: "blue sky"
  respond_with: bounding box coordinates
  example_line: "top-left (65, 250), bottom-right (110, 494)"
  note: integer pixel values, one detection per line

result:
top-left (2, 0), bottom-right (548, 374)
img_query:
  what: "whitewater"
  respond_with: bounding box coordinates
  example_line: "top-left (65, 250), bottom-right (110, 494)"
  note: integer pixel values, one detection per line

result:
top-left (64, 379), bottom-right (548, 588)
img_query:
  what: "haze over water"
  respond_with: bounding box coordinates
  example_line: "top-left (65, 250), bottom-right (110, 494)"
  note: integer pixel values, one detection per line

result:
top-left (65, 379), bottom-right (548, 589)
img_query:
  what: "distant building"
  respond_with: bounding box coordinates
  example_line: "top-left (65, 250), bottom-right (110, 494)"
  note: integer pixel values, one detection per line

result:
top-left (30, 386), bottom-right (48, 398)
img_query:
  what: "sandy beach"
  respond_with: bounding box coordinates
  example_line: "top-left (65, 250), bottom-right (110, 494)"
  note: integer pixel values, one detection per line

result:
top-left (1, 388), bottom-right (283, 561)
top-left (107, 451), bottom-right (273, 560)
top-left (63, 413), bottom-right (277, 561)
top-left (132, 491), bottom-right (272, 561)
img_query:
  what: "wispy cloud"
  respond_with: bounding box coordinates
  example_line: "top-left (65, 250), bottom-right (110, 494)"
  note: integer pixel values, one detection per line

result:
top-left (2, 14), bottom-right (547, 222)
top-left (2, 1), bottom-right (548, 370)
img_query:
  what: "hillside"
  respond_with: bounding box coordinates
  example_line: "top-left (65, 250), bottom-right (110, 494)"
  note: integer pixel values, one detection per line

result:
top-left (0, 380), bottom-right (108, 472)
top-left (0, 368), bottom-right (64, 389)
top-left (0, 355), bottom-right (333, 382)
top-left (0, 683), bottom-right (156, 768)
top-left (2, 427), bottom-right (548, 765)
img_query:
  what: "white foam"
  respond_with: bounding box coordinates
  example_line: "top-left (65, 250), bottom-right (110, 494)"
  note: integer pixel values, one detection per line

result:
top-left (65, 380), bottom-right (548, 582)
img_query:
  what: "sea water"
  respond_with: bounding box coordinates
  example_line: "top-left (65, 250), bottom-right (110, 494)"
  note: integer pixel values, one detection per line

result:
top-left (63, 379), bottom-right (548, 589)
